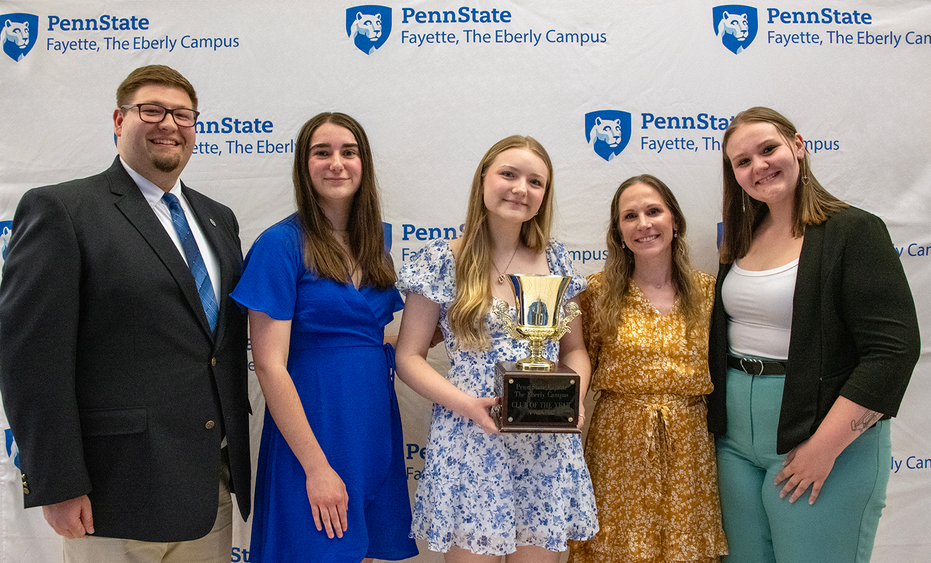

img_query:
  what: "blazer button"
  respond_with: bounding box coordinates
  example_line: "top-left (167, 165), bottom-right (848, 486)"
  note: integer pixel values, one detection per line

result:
top-left (211, 357), bottom-right (217, 367)
top-left (205, 420), bottom-right (216, 429)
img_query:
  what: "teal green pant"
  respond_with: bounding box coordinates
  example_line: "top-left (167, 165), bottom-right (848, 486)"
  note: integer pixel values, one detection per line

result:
top-left (716, 368), bottom-right (890, 563)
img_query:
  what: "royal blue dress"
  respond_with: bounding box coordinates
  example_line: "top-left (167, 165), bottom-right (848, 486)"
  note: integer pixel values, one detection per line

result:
top-left (232, 215), bottom-right (417, 562)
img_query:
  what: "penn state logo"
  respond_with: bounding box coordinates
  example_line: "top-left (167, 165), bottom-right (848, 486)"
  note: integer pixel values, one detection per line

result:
top-left (585, 110), bottom-right (632, 162)
top-left (346, 5), bottom-right (392, 55)
top-left (713, 5), bottom-right (758, 54)
top-left (1, 13), bottom-right (38, 62)
top-left (0, 220), bottom-right (11, 261)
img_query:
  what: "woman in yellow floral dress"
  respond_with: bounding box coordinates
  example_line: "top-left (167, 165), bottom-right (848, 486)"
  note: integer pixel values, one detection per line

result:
top-left (568, 175), bottom-right (727, 563)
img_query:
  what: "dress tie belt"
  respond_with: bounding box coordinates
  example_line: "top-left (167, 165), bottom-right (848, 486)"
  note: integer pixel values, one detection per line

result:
top-left (383, 343), bottom-right (396, 380)
top-left (383, 343), bottom-right (399, 410)
top-left (601, 392), bottom-right (704, 458)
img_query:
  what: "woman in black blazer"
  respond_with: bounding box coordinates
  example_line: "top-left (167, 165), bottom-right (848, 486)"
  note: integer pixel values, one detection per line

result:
top-left (709, 107), bottom-right (920, 563)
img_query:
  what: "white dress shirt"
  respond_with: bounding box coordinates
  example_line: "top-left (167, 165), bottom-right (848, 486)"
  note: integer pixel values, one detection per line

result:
top-left (121, 158), bottom-right (221, 304)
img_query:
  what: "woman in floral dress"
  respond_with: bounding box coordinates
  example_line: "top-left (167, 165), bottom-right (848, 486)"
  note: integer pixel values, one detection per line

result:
top-left (395, 135), bottom-right (598, 562)
top-left (568, 175), bottom-right (727, 563)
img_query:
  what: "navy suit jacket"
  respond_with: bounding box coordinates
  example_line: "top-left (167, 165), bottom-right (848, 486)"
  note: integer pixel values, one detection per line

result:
top-left (0, 157), bottom-right (251, 541)
top-left (708, 206), bottom-right (920, 454)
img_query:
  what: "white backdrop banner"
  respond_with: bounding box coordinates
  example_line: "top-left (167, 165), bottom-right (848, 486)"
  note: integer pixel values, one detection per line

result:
top-left (0, 1), bottom-right (928, 562)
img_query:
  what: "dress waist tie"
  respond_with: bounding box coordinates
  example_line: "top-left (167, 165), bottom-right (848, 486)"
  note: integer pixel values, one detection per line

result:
top-left (600, 392), bottom-right (705, 459)
top-left (383, 343), bottom-right (398, 408)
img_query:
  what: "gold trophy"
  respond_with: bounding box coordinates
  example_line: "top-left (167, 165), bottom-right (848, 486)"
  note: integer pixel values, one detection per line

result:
top-left (491, 274), bottom-right (581, 433)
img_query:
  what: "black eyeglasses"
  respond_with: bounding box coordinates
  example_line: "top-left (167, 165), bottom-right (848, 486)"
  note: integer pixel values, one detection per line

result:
top-left (121, 103), bottom-right (200, 127)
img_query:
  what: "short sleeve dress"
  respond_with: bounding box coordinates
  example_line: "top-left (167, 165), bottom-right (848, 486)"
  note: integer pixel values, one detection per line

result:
top-left (398, 238), bottom-right (599, 556)
top-left (567, 270), bottom-right (727, 563)
top-left (231, 215), bottom-right (418, 563)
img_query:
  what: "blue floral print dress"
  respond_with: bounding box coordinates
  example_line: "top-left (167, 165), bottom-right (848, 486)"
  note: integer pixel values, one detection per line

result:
top-left (398, 239), bottom-right (598, 555)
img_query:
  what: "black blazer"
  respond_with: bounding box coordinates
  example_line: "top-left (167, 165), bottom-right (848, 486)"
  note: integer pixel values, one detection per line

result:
top-left (708, 206), bottom-right (920, 454)
top-left (0, 157), bottom-right (251, 542)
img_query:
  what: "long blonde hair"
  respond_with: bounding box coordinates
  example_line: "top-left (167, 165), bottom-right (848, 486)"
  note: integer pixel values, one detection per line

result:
top-left (720, 107), bottom-right (848, 263)
top-left (590, 175), bottom-right (703, 343)
top-left (448, 135), bottom-right (555, 350)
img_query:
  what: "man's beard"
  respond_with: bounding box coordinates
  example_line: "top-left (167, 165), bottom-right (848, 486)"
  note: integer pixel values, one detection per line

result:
top-left (152, 154), bottom-right (181, 173)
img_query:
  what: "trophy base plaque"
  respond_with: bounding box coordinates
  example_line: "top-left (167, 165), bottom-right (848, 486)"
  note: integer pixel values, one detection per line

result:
top-left (492, 361), bottom-right (580, 434)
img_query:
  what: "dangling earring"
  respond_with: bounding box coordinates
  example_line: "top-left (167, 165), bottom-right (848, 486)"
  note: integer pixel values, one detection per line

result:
top-left (802, 175), bottom-right (810, 186)
top-left (673, 230), bottom-right (678, 238)
top-left (620, 240), bottom-right (626, 249)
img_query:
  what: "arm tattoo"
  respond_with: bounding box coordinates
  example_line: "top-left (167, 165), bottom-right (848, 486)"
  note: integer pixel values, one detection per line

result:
top-left (851, 409), bottom-right (883, 433)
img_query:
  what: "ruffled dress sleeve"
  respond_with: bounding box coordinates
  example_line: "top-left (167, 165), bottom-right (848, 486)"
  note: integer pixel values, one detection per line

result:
top-left (397, 239), bottom-right (457, 305)
top-left (230, 215), bottom-right (304, 321)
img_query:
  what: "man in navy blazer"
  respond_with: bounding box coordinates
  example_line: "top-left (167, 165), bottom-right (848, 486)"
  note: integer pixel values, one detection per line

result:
top-left (0, 65), bottom-right (251, 562)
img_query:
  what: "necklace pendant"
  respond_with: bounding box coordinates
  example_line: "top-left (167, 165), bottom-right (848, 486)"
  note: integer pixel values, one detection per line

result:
top-left (498, 273), bottom-right (507, 284)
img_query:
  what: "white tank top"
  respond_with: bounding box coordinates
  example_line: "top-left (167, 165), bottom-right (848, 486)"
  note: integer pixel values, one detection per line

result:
top-left (721, 259), bottom-right (799, 360)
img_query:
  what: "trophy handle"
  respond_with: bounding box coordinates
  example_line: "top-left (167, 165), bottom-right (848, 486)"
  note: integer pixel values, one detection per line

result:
top-left (493, 299), bottom-right (523, 340)
top-left (551, 301), bottom-right (581, 341)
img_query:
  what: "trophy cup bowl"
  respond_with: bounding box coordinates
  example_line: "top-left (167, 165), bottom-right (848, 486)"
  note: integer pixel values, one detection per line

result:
top-left (491, 274), bottom-right (581, 433)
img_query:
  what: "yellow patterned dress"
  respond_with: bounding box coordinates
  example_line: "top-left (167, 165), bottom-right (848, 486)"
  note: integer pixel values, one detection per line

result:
top-left (568, 271), bottom-right (727, 563)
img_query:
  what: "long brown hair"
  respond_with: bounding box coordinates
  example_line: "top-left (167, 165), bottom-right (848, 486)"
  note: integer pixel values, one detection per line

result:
top-left (292, 112), bottom-right (395, 288)
top-left (449, 135), bottom-right (555, 350)
top-left (720, 107), bottom-right (848, 263)
top-left (590, 175), bottom-right (703, 341)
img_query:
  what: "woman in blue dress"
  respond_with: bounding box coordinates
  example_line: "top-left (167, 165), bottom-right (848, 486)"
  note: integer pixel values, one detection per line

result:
top-left (232, 113), bottom-right (417, 563)
top-left (395, 135), bottom-right (598, 562)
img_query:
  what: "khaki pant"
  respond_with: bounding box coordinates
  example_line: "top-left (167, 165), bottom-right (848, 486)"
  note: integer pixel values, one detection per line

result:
top-left (64, 463), bottom-right (232, 563)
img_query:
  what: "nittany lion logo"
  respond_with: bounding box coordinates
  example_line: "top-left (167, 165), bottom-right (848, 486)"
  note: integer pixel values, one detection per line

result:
top-left (346, 5), bottom-right (392, 55)
top-left (713, 5), bottom-right (758, 54)
top-left (1, 13), bottom-right (38, 62)
top-left (585, 110), bottom-right (632, 162)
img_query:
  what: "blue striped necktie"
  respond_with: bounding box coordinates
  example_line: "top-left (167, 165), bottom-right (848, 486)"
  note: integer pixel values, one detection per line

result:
top-left (162, 192), bottom-right (219, 331)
